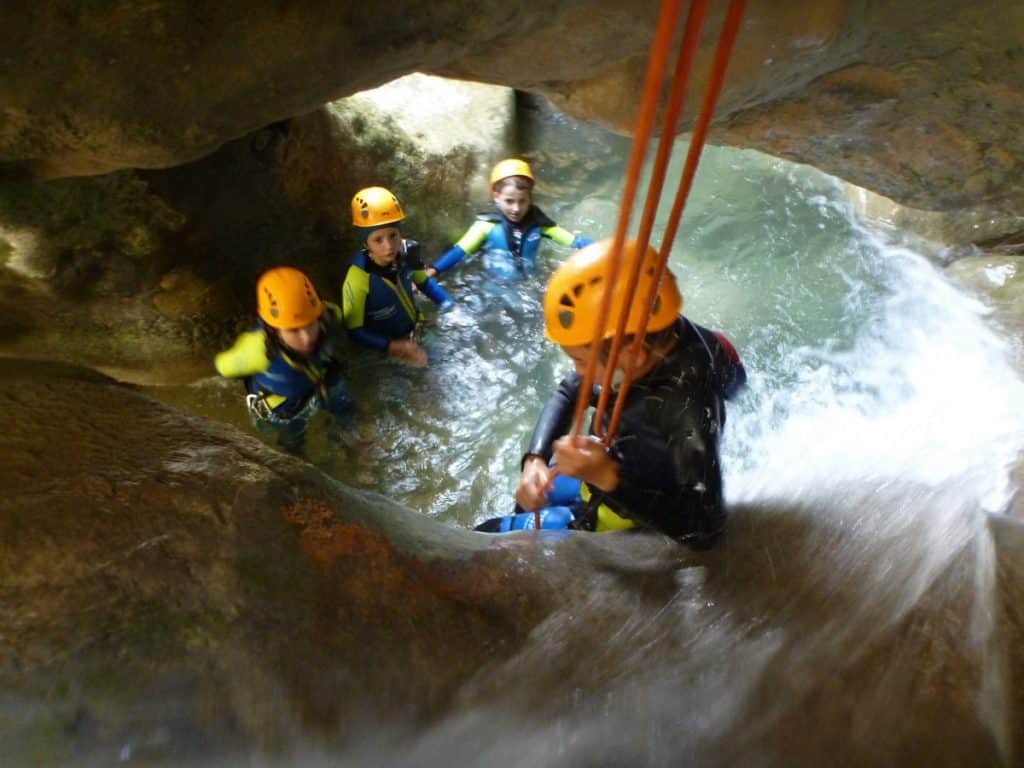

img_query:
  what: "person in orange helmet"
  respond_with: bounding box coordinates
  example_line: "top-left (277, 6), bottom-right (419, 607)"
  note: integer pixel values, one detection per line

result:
top-left (427, 158), bottom-right (593, 282)
top-left (475, 238), bottom-right (746, 544)
top-left (215, 266), bottom-right (350, 453)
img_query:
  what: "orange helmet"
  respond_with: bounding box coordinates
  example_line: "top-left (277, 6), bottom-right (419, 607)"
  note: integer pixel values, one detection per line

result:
top-left (490, 158), bottom-right (534, 189)
top-left (351, 186), bottom-right (404, 237)
top-left (256, 266), bottom-right (323, 329)
top-left (543, 238), bottom-right (682, 346)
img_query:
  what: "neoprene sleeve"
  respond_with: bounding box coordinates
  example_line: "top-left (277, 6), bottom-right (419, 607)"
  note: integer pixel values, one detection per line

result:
top-left (431, 244), bottom-right (466, 273)
top-left (524, 372), bottom-right (586, 463)
top-left (414, 274), bottom-right (454, 306)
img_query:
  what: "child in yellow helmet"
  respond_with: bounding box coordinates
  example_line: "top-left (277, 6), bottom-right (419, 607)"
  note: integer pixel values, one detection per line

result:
top-left (215, 266), bottom-right (351, 453)
top-left (427, 158), bottom-right (593, 281)
top-left (475, 239), bottom-right (747, 544)
top-left (343, 186), bottom-right (454, 367)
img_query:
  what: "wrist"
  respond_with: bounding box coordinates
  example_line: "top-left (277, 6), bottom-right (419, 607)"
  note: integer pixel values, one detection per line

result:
top-left (592, 458), bottom-right (620, 492)
top-left (522, 453), bottom-right (547, 471)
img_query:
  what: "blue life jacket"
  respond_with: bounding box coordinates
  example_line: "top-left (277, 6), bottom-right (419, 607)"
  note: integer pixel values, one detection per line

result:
top-left (247, 327), bottom-right (338, 417)
top-left (478, 207), bottom-right (557, 277)
top-left (346, 242), bottom-right (423, 344)
top-left (249, 346), bottom-right (327, 409)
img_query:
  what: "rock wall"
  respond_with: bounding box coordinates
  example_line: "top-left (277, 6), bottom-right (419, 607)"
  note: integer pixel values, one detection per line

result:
top-left (0, 359), bottom-right (553, 760)
top-left (0, 77), bottom-right (512, 382)
top-left (1, 0), bottom-right (1022, 218)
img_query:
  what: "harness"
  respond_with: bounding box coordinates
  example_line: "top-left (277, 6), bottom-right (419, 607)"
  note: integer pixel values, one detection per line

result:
top-left (244, 327), bottom-right (332, 423)
top-left (246, 387), bottom-right (324, 424)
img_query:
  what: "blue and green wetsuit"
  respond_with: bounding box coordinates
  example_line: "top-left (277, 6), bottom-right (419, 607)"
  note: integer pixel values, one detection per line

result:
top-left (431, 206), bottom-right (592, 279)
top-left (342, 239), bottom-right (453, 351)
top-left (214, 301), bottom-right (351, 448)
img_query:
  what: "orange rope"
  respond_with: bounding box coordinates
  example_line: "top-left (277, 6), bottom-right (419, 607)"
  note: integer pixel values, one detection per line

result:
top-left (542, 0), bottom-right (745, 527)
top-left (592, 0), bottom-right (710, 439)
top-left (569, 0), bottom-right (685, 439)
top-left (605, 0), bottom-right (747, 442)
top-left (565, 0), bottom-right (746, 446)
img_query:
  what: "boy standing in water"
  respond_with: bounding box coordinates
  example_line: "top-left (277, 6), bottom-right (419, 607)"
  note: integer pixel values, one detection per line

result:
top-left (215, 266), bottom-right (351, 453)
top-left (343, 186), bottom-right (454, 367)
top-left (477, 239), bottom-right (746, 545)
top-left (427, 158), bottom-right (593, 281)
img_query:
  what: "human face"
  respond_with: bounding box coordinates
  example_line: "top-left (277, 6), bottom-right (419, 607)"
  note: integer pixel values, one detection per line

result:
top-left (563, 344), bottom-right (606, 381)
top-left (492, 186), bottom-right (531, 223)
top-left (277, 319), bottom-right (320, 356)
top-left (365, 226), bottom-right (402, 266)
top-left (561, 342), bottom-right (651, 387)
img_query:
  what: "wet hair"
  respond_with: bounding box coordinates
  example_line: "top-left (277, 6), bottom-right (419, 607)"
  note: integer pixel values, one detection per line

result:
top-left (493, 175), bottom-right (533, 194)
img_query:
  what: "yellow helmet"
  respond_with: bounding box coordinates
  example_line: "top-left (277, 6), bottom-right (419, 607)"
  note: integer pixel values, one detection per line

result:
top-left (543, 238), bottom-right (682, 346)
top-left (256, 266), bottom-right (323, 329)
top-left (351, 186), bottom-right (405, 235)
top-left (490, 158), bottom-right (534, 189)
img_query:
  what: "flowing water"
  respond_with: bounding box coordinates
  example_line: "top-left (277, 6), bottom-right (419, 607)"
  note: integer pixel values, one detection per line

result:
top-left (158, 101), bottom-right (1024, 529)
top-left (140, 99), bottom-right (1024, 765)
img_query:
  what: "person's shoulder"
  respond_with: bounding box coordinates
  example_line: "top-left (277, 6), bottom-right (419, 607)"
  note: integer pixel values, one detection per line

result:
top-left (215, 327), bottom-right (270, 376)
top-left (676, 317), bottom-right (746, 396)
top-left (682, 317), bottom-right (716, 346)
top-left (349, 250), bottom-right (369, 269)
top-left (232, 325), bottom-right (267, 346)
top-left (475, 211), bottom-right (502, 224)
top-left (342, 258), bottom-right (371, 295)
top-left (684, 318), bottom-right (741, 365)
top-left (652, 317), bottom-right (715, 374)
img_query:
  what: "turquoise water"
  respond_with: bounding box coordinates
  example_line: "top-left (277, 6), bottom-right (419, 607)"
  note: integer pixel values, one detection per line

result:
top-left (158, 100), bottom-right (1024, 534)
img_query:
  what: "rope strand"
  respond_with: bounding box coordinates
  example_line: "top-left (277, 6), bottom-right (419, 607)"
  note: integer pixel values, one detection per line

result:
top-left (570, 0), bottom-right (685, 439)
top-left (605, 0), bottom-right (747, 441)
top-left (593, 0), bottom-right (711, 437)
top-left (567, 0), bottom-right (747, 445)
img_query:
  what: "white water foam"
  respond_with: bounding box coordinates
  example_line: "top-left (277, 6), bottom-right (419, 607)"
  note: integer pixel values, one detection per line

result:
top-left (727, 219), bottom-right (1024, 516)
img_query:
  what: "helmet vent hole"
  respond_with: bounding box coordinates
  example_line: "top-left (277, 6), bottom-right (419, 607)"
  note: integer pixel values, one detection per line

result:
top-left (572, 284), bottom-right (584, 298)
top-left (558, 309), bottom-right (574, 329)
top-left (559, 293), bottom-right (574, 308)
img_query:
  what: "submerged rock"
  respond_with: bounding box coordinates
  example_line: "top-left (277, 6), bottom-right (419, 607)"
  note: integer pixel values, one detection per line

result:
top-left (0, 359), bottom-right (557, 763)
top-left (2, 358), bottom-right (1024, 765)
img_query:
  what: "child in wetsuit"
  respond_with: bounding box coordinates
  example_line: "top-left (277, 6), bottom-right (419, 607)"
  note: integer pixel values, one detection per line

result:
top-left (476, 239), bottom-right (746, 545)
top-left (215, 266), bottom-right (351, 453)
top-left (342, 186), bottom-right (454, 367)
top-left (427, 158), bottom-right (593, 281)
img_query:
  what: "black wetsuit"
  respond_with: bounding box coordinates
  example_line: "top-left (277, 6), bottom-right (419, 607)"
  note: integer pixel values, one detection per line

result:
top-left (524, 316), bottom-right (746, 545)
